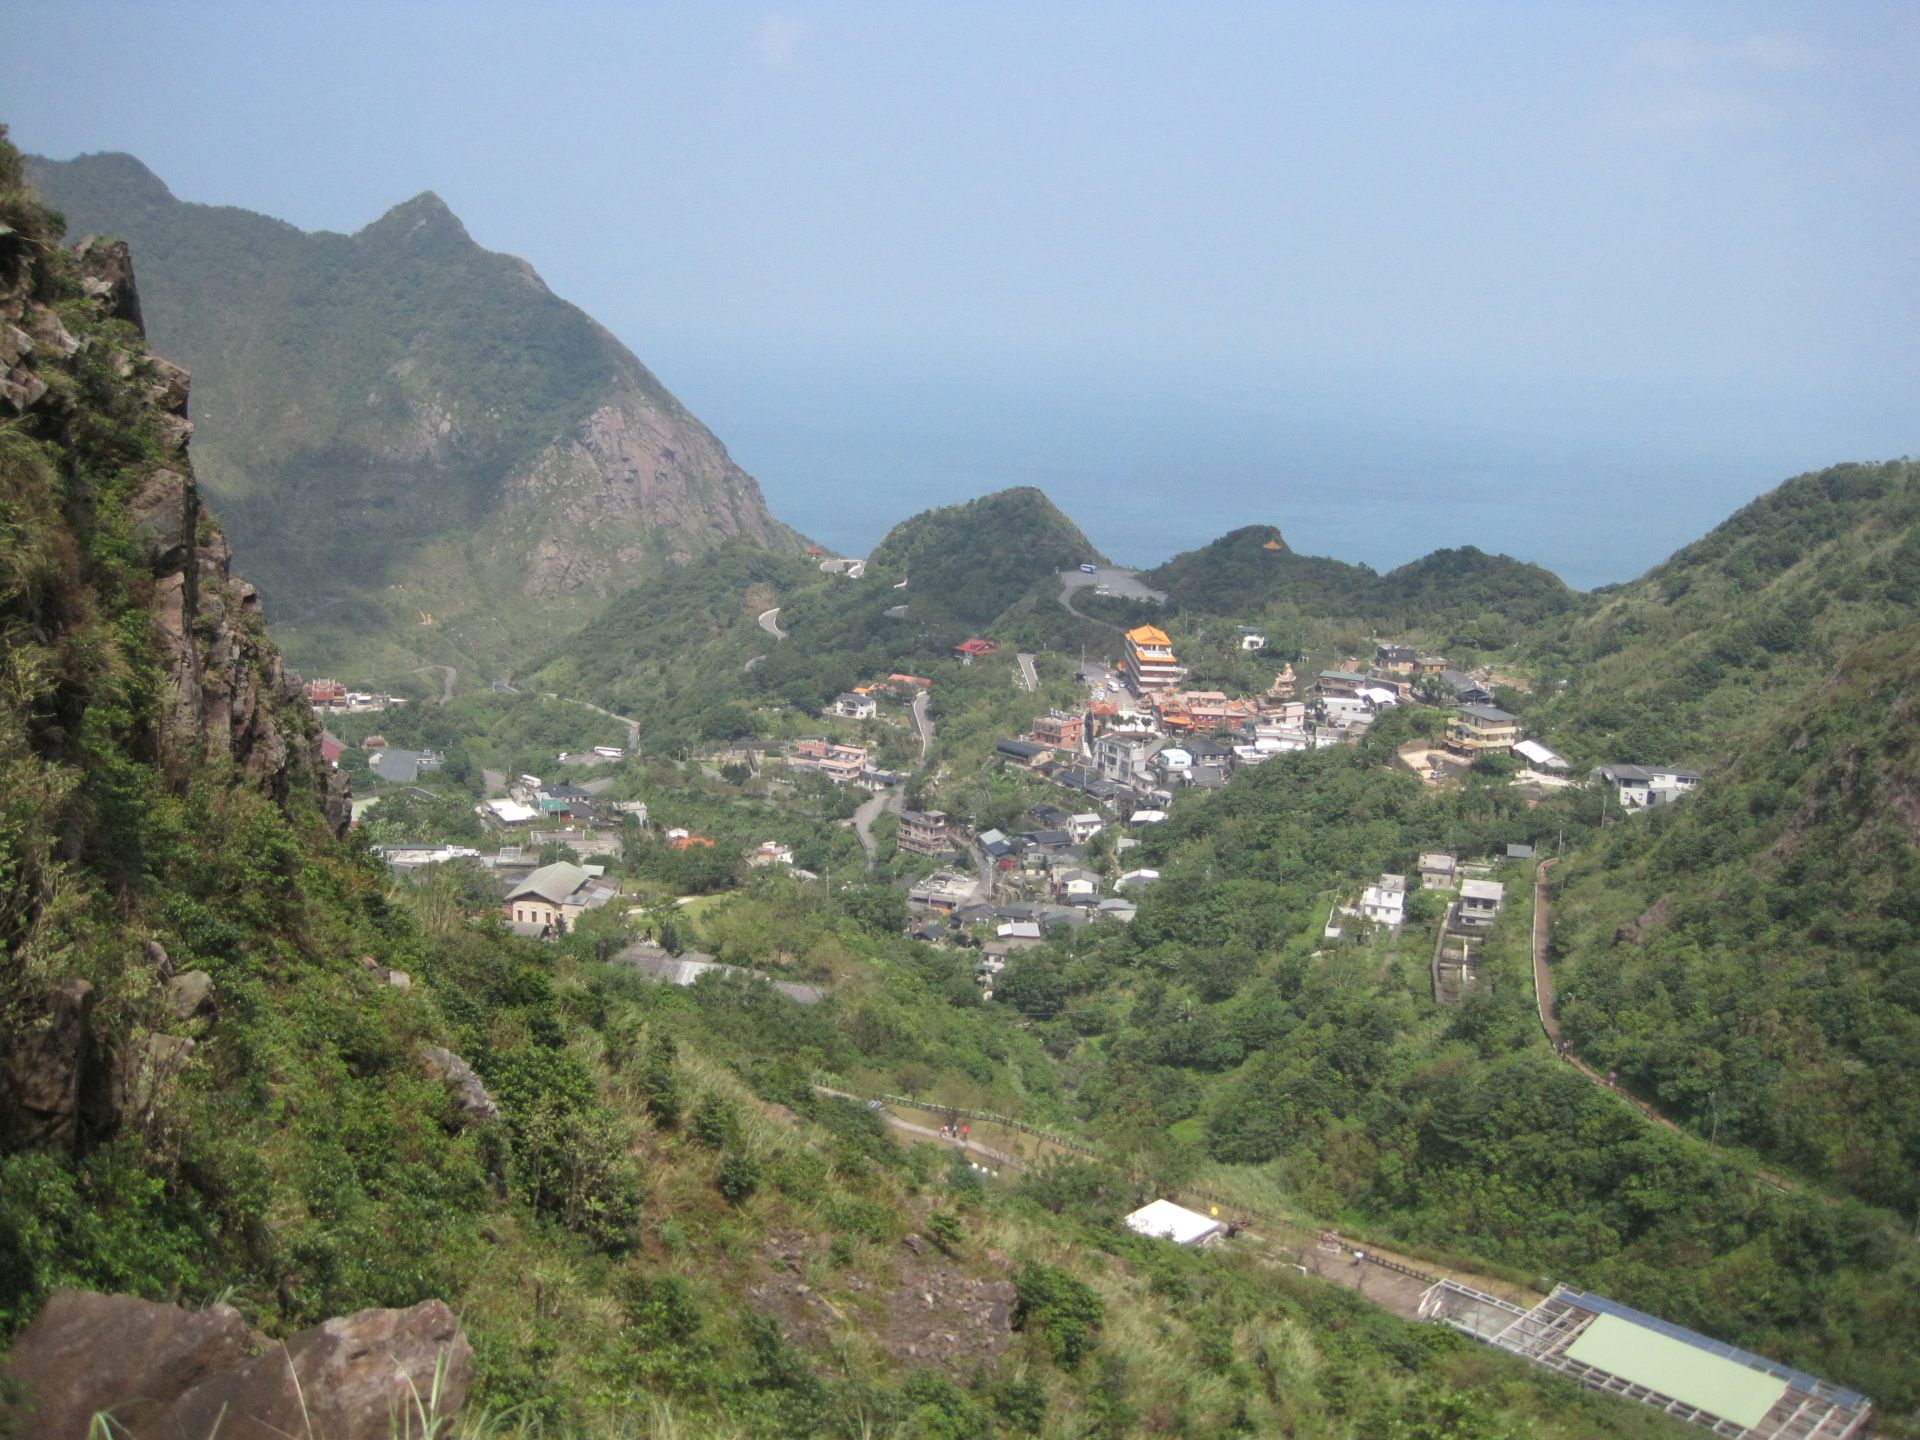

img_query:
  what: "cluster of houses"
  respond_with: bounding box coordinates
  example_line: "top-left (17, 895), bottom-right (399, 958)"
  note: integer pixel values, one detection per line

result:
top-left (305, 678), bottom-right (406, 714)
top-left (902, 802), bottom-right (1163, 996)
top-left (1326, 847), bottom-right (1515, 941)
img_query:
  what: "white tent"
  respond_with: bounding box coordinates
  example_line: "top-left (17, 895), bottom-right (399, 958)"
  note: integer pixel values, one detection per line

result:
top-left (1123, 1199), bottom-right (1228, 1246)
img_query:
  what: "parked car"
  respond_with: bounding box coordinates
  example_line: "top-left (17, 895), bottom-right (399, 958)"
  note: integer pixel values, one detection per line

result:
top-left (1079, 563), bottom-right (1097, 573)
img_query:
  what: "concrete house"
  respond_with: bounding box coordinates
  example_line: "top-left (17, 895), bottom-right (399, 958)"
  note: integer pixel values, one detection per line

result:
top-left (1418, 853), bottom-right (1458, 890)
top-left (897, 809), bottom-right (950, 857)
top-left (503, 862), bottom-right (621, 934)
top-left (1095, 731), bottom-right (1164, 786)
top-left (1360, 873), bottom-right (1409, 927)
top-left (829, 692), bottom-right (878, 720)
top-left (1590, 764), bottom-right (1702, 810)
top-left (1446, 704), bottom-right (1521, 759)
top-left (1032, 710), bottom-right (1086, 751)
top-left (1456, 878), bottom-right (1506, 928)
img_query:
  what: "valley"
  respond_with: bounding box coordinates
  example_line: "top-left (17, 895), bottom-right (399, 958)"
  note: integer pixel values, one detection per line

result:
top-left (3, 124), bottom-right (1917, 1440)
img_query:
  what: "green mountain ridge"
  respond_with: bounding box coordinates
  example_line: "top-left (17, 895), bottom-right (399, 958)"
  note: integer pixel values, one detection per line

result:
top-left (25, 149), bottom-right (806, 681)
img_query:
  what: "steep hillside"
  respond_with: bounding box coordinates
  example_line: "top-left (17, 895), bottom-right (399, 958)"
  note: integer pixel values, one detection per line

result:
top-left (1549, 623), bottom-right (1920, 1211)
top-left (1146, 526), bottom-right (1578, 645)
top-left (866, 486), bottom-right (1102, 628)
top-left (26, 150), bottom-right (803, 678)
top-left (1, 132), bottom-right (1711, 1437)
top-left (1523, 458), bottom-right (1920, 766)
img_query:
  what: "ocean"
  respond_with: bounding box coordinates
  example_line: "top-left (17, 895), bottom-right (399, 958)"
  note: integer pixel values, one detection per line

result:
top-left (666, 353), bottom-right (1910, 592)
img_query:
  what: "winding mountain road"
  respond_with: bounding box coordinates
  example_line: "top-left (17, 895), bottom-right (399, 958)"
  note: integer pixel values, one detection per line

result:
top-left (1016, 651), bottom-right (1038, 692)
top-left (758, 607), bottom-right (788, 639)
top-left (545, 692), bottom-right (641, 753)
top-left (851, 789), bottom-right (902, 873)
top-left (412, 664), bottom-right (456, 703)
top-left (911, 690), bottom-right (934, 760)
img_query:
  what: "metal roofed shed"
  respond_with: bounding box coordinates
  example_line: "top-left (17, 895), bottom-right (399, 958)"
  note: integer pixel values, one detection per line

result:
top-left (1419, 1282), bottom-right (1871, 1438)
top-left (1122, 1199), bottom-right (1228, 1247)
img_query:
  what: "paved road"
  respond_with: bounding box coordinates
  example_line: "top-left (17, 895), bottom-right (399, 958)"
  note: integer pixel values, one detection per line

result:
top-left (758, 607), bottom-right (788, 639)
top-left (743, 654), bottom-right (766, 673)
top-left (412, 664), bottom-right (456, 703)
top-left (545, 693), bottom-right (641, 753)
top-left (851, 789), bottom-right (901, 874)
top-left (1057, 567), bottom-right (1167, 628)
top-left (1016, 651), bottom-right (1038, 692)
top-left (911, 690), bottom-right (934, 760)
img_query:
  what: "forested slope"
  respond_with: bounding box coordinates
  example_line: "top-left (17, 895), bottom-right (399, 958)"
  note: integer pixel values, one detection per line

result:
top-left (1549, 623), bottom-right (1920, 1212)
top-left (1522, 459), bottom-right (1920, 765)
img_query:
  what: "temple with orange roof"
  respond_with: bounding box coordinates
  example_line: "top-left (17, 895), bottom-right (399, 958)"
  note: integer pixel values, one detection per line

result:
top-left (1121, 624), bottom-right (1187, 694)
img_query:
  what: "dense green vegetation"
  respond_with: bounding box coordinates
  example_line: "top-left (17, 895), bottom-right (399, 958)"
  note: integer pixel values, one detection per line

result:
top-left (866, 487), bottom-right (1102, 629)
top-left (1520, 459), bottom-right (1920, 767)
top-left (1549, 623), bottom-right (1920, 1211)
top-left (1145, 526), bottom-right (1577, 649)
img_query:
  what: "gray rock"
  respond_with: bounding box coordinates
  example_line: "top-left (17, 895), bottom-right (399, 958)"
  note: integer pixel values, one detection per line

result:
top-left (421, 1046), bottom-right (500, 1125)
top-left (0, 1293), bottom-right (475, 1440)
top-left (0, 1290), bottom-right (259, 1438)
top-left (386, 969), bottom-right (412, 993)
top-left (0, 979), bottom-right (98, 1152)
top-left (165, 970), bottom-right (216, 1021)
top-left (161, 1299), bottom-right (473, 1440)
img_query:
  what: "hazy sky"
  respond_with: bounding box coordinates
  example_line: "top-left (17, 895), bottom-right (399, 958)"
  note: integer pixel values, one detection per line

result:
top-left (6, 2), bottom-right (1916, 583)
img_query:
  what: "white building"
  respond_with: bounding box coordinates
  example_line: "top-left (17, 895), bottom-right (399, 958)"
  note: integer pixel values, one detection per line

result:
top-left (1360, 873), bottom-right (1408, 928)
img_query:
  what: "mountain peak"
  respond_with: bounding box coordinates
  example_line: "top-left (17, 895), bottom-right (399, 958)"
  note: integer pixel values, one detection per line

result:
top-left (357, 190), bottom-right (472, 246)
top-left (26, 150), bottom-right (176, 213)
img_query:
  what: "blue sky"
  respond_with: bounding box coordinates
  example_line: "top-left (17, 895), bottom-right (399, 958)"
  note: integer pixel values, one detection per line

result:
top-left (6, 2), bottom-right (1916, 583)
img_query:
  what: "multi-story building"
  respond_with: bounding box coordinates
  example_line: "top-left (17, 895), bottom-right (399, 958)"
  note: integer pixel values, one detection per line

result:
top-left (1445, 704), bottom-right (1520, 759)
top-left (897, 809), bottom-right (950, 857)
top-left (1031, 709), bottom-right (1086, 751)
top-left (789, 737), bottom-right (869, 784)
top-left (1121, 625), bottom-right (1186, 693)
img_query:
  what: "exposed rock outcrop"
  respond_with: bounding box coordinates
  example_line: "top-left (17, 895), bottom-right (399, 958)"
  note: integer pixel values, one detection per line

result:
top-left (0, 980), bottom-right (104, 1153)
top-left (0, 1292), bottom-right (474, 1439)
top-left (0, 209), bottom-right (348, 833)
top-left (421, 1045), bottom-right (501, 1126)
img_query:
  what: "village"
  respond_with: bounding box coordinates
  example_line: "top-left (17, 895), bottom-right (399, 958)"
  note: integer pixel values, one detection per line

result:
top-left (309, 579), bottom-right (1703, 1021)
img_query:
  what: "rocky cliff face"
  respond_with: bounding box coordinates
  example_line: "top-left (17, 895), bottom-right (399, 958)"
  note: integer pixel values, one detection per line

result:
top-left (25, 154), bottom-right (804, 673)
top-left (1, 138), bottom-right (345, 1162)
top-left (2, 234), bottom-right (345, 826)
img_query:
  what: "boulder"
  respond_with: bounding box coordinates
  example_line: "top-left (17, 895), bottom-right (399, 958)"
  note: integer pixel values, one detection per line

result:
top-left (161, 1299), bottom-right (474, 1440)
top-left (0, 979), bottom-right (98, 1152)
top-left (0, 1290), bottom-right (259, 1438)
top-left (421, 1046), bottom-right (500, 1126)
top-left (0, 1294), bottom-right (472, 1440)
top-left (165, 970), bottom-right (216, 1021)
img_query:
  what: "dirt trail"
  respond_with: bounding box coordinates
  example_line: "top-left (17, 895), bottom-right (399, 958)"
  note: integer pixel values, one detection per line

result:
top-left (1531, 858), bottom-right (1812, 1200)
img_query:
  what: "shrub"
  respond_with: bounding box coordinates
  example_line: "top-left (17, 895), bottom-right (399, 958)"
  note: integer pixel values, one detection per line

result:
top-left (1012, 1260), bottom-right (1103, 1367)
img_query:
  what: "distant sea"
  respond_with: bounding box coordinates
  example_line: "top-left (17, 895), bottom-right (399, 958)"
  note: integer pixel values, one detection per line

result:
top-left (664, 352), bottom-right (1912, 592)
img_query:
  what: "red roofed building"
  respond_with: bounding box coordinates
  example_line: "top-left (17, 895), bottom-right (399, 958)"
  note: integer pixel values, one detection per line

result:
top-left (954, 638), bottom-right (999, 665)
